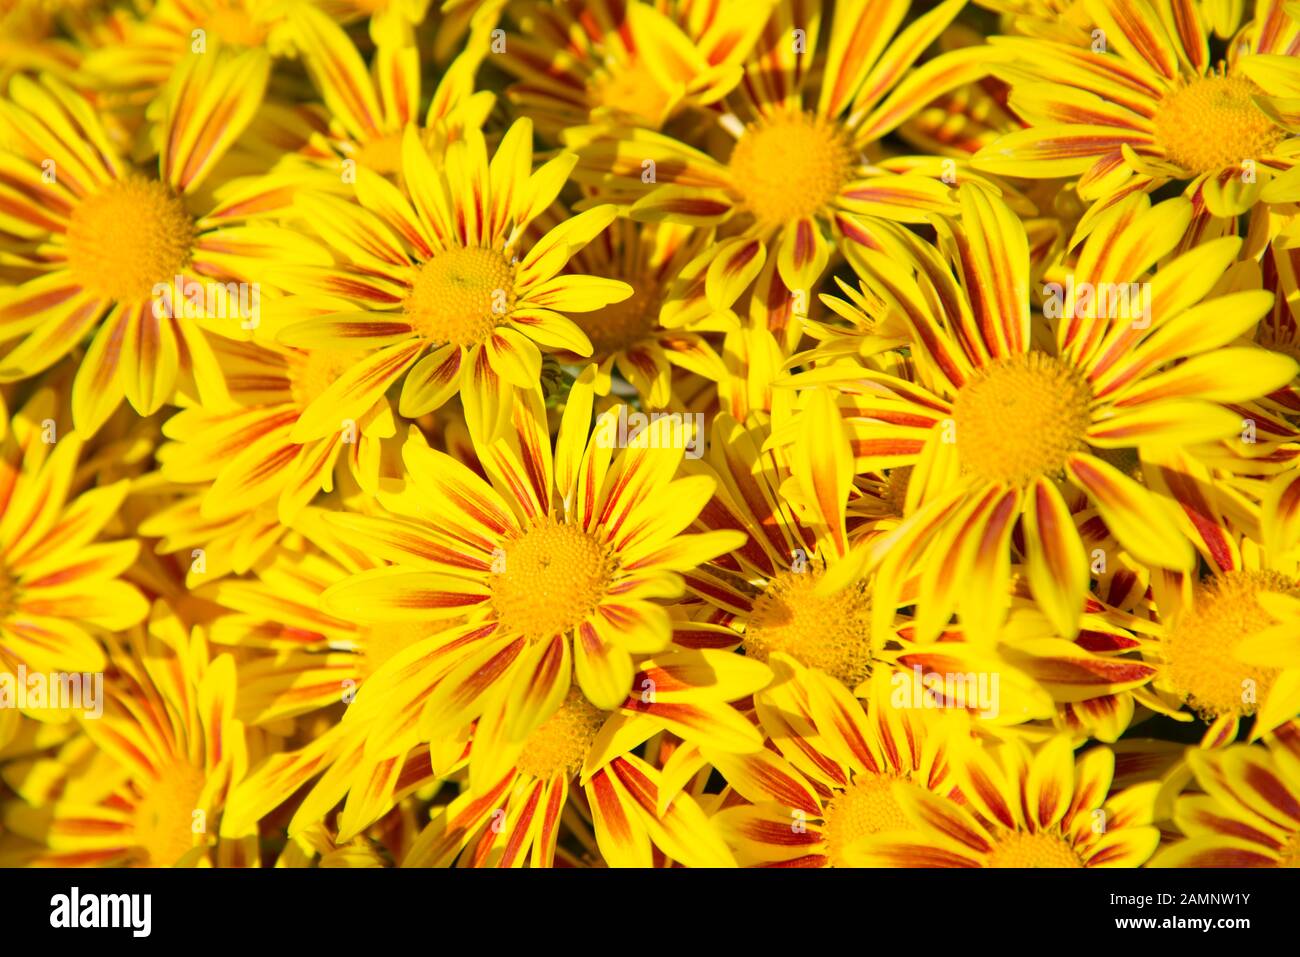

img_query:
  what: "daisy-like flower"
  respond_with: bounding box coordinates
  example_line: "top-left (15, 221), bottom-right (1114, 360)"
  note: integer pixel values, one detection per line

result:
top-left (155, 335), bottom-right (396, 525)
top-left (570, 0), bottom-right (999, 294)
top-left (709, 659), bottom-right (963, 867)
top-left (1, 604), bottom-right (249, 867)
top-left (271, 3), bottom-right (492, 183)
top-left (1152, 727), bottom-right (1300, 866)
top-left (80, 0), bottom-right (298, 111)
top-left (274, 119), bottom-right (632, 440)
top-left (0, 52), bottom-right (300, 435)
top-left (0, 390), bottom-right (147, 679)
top-left (1136, 462), bottom-right (1300, 745)
top-left (974, 0), bottom-right (1300, 222)
top-left (317, 375), bottom-right (745, 750)
top-left (686, 396), bottom-right (905, 691)
top-left (784, 184), bottom-right (1295, 647)
top-left (555, 217), bottom-right (727, 409)
top-left (497, 0), bottom-right (773, 138)
top-left (198, 506), bottom-right (429, 725)
top-left (0, 0), bottom-right (112, 85)
top-left (401, 649), bottom-right (770, 868)
top-left (859, 734), bottom-right (1162, 867)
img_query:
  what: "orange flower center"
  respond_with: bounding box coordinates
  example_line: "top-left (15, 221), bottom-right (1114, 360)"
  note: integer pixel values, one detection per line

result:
top-left (884, 465), bottom-right (913, 516)
top-left (66, 178), bottom-right (194, 302)
top-left (953, 352), bottom-right (1092, 486)
top-left (575, 284), bottom-right (656, 358)
top-left (132, 762), bottom-right (206, 866)
top-left (1163, 569), bottom-right (1296, 720)
top-left (1153, 74), bottom-right (1284, 175)
top-left (489, 518), bottom-right (617, 641)
top-left (287, 348), bottom-right (361, 409)
top-left (986, 829), bottom-right (1085, 868)
top-left (0, 554), bottom-right (16, 620)
top-left (728, 111), bottom-right (851, 229)
top-left (821, 774), bottom-right (918, 866)
top-left (515, 686), bottom-right (607, 780)
top-left (745, 569), bottom-right (874, 688)
top-left (404, 247), bottom-right (517, 348)
top-left (587, 59), bottom-right (676, 128)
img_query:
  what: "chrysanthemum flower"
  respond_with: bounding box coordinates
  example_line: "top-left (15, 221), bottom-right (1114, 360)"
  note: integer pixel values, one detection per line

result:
top-left (570, 0), bottom-right (999, 294)
top-left (1, 605), bottom-right (248, 866)
top-left (709, 660), bottom-right (963, 867)
top-left (859, 734), bottom-right (1162, 866)
top-left (0, 53), bottom-right (300, 434)
top-left (497, 0), bottom-right (772, 137)
top-left (1152, 728), bottom-right (1300, 866)
top-left (270, 3), bottom-right (492, 183)
top-left (687, 398), bottom-right (902, 690)
top-left (155, 336), bottom-right (396, 524)
top-left (556, 218), bottom-right (727, 408)
top-left (786, 185), bottom-right (1295, 646)
top-left (274, 119), bottom-right (632, 439)
top-left (0, 391), bottom-right (146, 679)
top-left (974, 0), bottom-right (1300, 221)
top-left (80, 0), bottom-right (297, 110)
top-left (1135, 465), bottom-right (1300, 745)
top-left (402, 649), bottom-right (769, 867)
top-left (198, 507), bottom-right (426, 724)
top-left (318, 377), bottom-right (744, 746)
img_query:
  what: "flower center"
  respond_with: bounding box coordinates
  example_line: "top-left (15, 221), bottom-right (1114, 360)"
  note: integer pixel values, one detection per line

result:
top-left (821, 774), bottom-right (917, 866)
top-left (514, 686), bottom-right (607, 780)
top-left (353, 130), bottom-right (405, 175)
top-left (1163, 569), bottom-right (1296, 720)
top-left (287, 348), bottom-right (361, 409)
top-left (986, 829), bottom-right (1085, 868)
top-left (1153, 74), bottom-right (1284, 175)
top-left (66, 178), bottom-right (194, 303)
top-left (587, 60), bottom-right (675, 128)
top-left (575, 284), bottom-right (656, 358)
top-left (745, 569), bottom-right (874, 688)
top-left (1278, 831), bottom-right (1300, 868)
top-left (728, 111), bottom-right (851, 230)
top-left (883, 466), bottom-right (913, 516)
top-left (489, 518), bottom-right (617, 641)
top-left (0, 553), bottom-right (16, 620)
top-left (404, 247), bottom-right (517, 348)
top-left (131, 762), bottom-right (206, 866)
top-left (953, 352), bottom-right (1092, 487)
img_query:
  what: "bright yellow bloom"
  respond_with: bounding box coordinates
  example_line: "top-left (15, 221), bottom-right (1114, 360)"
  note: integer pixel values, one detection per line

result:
top-left (975, 0), bottom-right (1300, 221)
top-left (273, 118), bottom-right (633, 439)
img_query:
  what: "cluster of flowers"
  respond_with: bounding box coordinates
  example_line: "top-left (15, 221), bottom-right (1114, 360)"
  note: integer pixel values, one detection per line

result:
top-left (1, 0), bottom-right (1299, 869)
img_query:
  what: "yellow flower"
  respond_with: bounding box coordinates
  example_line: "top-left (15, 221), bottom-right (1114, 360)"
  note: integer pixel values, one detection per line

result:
top-left (783, 184), bottom-right (1295, 646)
top-left (0, 52), bottom-right (293, 434)
top-left (273, 118), bottom-right (633, 439)
top-left (974, 0), bottom-right (1300, 220)
top-left (1, 605), bottom-right (248, 867)
top-left (859, 734), bottom-right (1162, 867)
top-left (0, 391), bottom-right (146, 680)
